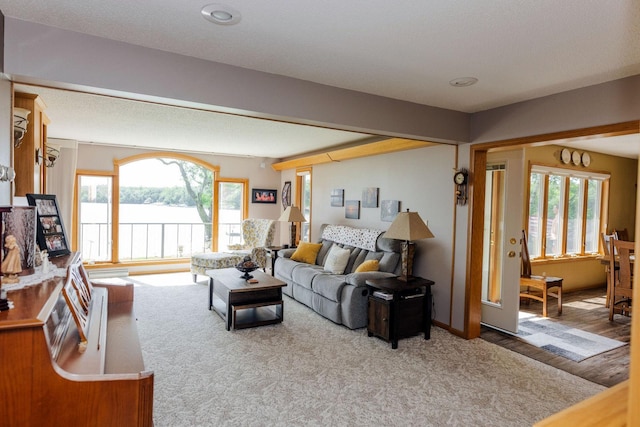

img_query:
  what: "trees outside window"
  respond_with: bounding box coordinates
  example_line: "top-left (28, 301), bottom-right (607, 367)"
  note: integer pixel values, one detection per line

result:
top-left (77, 154), bottom-right (220, 263)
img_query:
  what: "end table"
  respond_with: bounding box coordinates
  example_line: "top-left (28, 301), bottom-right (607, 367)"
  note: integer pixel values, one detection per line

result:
top-left (266, 246), bottom-right (284, 276)
top-left (366, 276), bottom-right (434, 349)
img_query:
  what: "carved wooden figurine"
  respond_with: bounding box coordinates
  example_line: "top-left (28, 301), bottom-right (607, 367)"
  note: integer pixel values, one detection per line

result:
top-left (1, 235), bottom-right (22, 283)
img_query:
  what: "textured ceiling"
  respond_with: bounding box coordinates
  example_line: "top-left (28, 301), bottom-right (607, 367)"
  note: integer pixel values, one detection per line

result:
top-left (3, 1), bottom-right (640, 158)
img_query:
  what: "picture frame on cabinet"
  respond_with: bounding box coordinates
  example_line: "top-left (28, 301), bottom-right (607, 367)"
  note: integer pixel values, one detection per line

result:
top-left (26, 193), bottom-right (71, 257)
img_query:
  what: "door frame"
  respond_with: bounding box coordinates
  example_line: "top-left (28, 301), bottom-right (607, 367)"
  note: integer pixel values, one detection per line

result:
top-left (464, 120), bottom-right (640, 339)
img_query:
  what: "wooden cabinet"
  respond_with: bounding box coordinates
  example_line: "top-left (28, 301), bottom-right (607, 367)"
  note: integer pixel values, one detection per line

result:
top-left (0, 253), bottom-right (153, 426)
top-left (366, 277), bottom-right (434, 349)
top-left (14, 92), bottom-right (50, 196)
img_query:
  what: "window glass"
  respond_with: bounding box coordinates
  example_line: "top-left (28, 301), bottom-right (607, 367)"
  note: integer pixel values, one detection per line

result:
top-left (528, 172), bottom-right (544, 257)
top-left (545, 175), bottom-right (564, 257)
top-left (585, 179), bottom-right (602, 253)
top-left (217, 181), bottom-right (245, 252)
top-left (78, 175), bottom-right (113, 263)
top-left (528, 165), bottom-right (608, 259)
top-left (566, 177), bottom-right (583, 254)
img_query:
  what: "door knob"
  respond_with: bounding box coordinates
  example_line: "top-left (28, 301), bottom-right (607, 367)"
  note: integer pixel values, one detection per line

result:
top-left (510, 238), bottom-right (517, 245)
top-left (508, 251), bottom-right (516, 258)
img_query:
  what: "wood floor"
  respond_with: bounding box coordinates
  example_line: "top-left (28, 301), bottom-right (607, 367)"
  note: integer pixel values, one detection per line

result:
top-left (481, 286), bottom-right (631, 387)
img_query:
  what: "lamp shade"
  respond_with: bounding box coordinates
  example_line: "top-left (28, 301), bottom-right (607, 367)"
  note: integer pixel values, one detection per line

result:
top-left (278, 206), bottom-right (307, 223)
top-left (383, 210), bottom-right (434, 241)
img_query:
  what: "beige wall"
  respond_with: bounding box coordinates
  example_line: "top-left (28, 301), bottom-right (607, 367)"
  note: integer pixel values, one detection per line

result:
top-left (523, 144), bottom-right (637, 291)
top-left (305, 144), bottom-right (457, 325)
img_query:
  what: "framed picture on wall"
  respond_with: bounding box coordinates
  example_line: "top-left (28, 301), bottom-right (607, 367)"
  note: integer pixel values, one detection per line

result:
top-left (26, 194), bottom-right (71, 257)
top-left (381, 200), bottom-right (401, 222)
top-left (252, 188), bottom-right (277, 204)
top-left (362, 187), bottom-right (379, 208)
top-left (330, 189), bottom-right (344, 207)
top-left (345, 200), bottom-right (360, 219)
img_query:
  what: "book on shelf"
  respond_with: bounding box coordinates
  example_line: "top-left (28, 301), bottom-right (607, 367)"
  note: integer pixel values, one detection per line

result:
top-left (373, 291), bottom-right (393, 300)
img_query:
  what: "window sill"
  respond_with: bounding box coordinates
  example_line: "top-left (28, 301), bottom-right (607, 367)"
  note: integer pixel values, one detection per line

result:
top-left (531, 254), bottom-right (602, 265)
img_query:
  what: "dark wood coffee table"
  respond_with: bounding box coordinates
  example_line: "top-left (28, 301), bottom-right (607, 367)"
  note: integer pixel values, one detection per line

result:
top-left (206, 268), bottom-right (286, 331)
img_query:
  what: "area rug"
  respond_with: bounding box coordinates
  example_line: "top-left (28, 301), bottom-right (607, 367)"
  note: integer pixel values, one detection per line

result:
top-left (128, 272), bottom-right (605, 426)
top-left (517, 313), bottom-right (627, 362)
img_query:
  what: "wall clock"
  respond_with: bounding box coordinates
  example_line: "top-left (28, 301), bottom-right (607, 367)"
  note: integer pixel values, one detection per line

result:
top-left (581, 152), bottom-right (591, 167)
top-left (560, 148), bottom-right (571, 164)
top-left (453, 169), bottom-right (468, 205)
top-left (571, 150), bottom-right (581, 166)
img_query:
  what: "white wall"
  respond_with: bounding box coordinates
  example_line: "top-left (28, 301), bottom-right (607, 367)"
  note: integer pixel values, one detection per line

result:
top-left (310, 144), bottom-right (457, 326)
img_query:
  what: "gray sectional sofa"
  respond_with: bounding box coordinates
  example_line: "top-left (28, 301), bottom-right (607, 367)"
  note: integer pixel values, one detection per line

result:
top-left (273, 224), bottom-right (402, 329)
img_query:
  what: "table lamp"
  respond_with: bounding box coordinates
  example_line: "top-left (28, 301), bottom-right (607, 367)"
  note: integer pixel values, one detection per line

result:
top-left (277, 206), bottom-right (307, 248)
top-left (383, 209), bottom-right (434, 281)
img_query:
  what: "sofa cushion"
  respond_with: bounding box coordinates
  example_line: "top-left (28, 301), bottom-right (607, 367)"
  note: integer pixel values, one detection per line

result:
top-left (323, 245), bottom-right (351, 274)
top-left (378, 252), bottom-right (400, 273)
top-left (355, 259), bottom-right (379, 272)
top-left (316, 240), bottom-right (334, 266)
top-left (291, 264), bottom-right (324, 290)
top-left (311, 273), bottom-right (347, 302)
top-left (290, 242), bottom-right (323, 264)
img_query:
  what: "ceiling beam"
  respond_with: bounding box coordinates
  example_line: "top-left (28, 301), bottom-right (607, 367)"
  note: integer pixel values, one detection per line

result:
top-left (271, 138), bottom-right (438, 171)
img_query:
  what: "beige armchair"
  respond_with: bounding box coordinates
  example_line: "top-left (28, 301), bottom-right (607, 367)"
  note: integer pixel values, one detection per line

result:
top-left (227, 218), bottom-right (276, 269)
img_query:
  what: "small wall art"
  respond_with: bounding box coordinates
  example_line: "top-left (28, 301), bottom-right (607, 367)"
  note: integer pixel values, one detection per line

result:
top-left (345, 200), bottom-right (360, 219)
top-left (330, 189), bottom-right (344, 207)
top-left (282, 181), bottom-right (291, 209)
top-left (381, 200), bottom-right (401, 222)
top-left (252, 188), bottom-right (277, 204)
top-left (362, 187), bottom-right (379, 208)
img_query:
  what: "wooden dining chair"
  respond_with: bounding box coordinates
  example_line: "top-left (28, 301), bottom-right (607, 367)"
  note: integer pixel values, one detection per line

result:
top-left (520, 230), bottom-right (563, 317)
top-left (614, 227), bottom-right (630, 241)
top-left (601, 232), bottom-right (618, 307)
top-left (609, 238), bottom-right (633, 321)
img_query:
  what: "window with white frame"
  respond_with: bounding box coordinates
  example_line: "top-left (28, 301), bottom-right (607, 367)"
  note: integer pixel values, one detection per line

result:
top-left (527, 165), bottom-right (609, 259)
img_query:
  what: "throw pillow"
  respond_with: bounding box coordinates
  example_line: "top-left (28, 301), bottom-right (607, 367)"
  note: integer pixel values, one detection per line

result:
top-left (290, 242), bottom-right (323, 265)
top-left (355, 259), bottom-right (379, 273)
top-left (323, 245), bottom-right (351, 274)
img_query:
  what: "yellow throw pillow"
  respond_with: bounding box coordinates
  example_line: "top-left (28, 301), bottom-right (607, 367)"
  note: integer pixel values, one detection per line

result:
top-left (355, 259), bottom-right (379, 273)
top-left (290, 242), bottom-right (323, 265)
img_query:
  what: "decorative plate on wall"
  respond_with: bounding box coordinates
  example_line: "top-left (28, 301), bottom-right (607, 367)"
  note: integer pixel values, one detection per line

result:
top-left (561, 148), bottom-right (571, 164)
top-left (572, 150), bottom-right (581, 166)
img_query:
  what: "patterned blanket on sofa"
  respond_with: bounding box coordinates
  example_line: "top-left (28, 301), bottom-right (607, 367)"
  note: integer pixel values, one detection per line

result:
top-left (320, 225), bottom-right (384, 252)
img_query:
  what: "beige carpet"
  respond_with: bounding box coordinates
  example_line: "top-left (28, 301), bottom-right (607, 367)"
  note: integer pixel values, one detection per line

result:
top-left (130, 273), bottom-right (605, 427)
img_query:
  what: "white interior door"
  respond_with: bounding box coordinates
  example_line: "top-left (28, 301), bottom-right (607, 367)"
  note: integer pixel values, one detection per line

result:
top-left (481, 149), bottom-right (524, 333)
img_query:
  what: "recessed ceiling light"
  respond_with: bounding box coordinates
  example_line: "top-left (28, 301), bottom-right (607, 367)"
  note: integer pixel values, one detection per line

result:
top-left (449, 77), bottom-right (478, 87)
top-left (201, 4), bottom-right (241, 25)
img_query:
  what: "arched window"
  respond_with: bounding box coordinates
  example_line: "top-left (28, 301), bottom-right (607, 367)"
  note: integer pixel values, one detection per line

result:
top-left (76, 153), bottom-right (225, 264)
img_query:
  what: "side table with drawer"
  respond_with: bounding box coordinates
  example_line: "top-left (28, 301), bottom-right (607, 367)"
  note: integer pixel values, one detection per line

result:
top-left (365, 276), bottom-right (434, 349)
